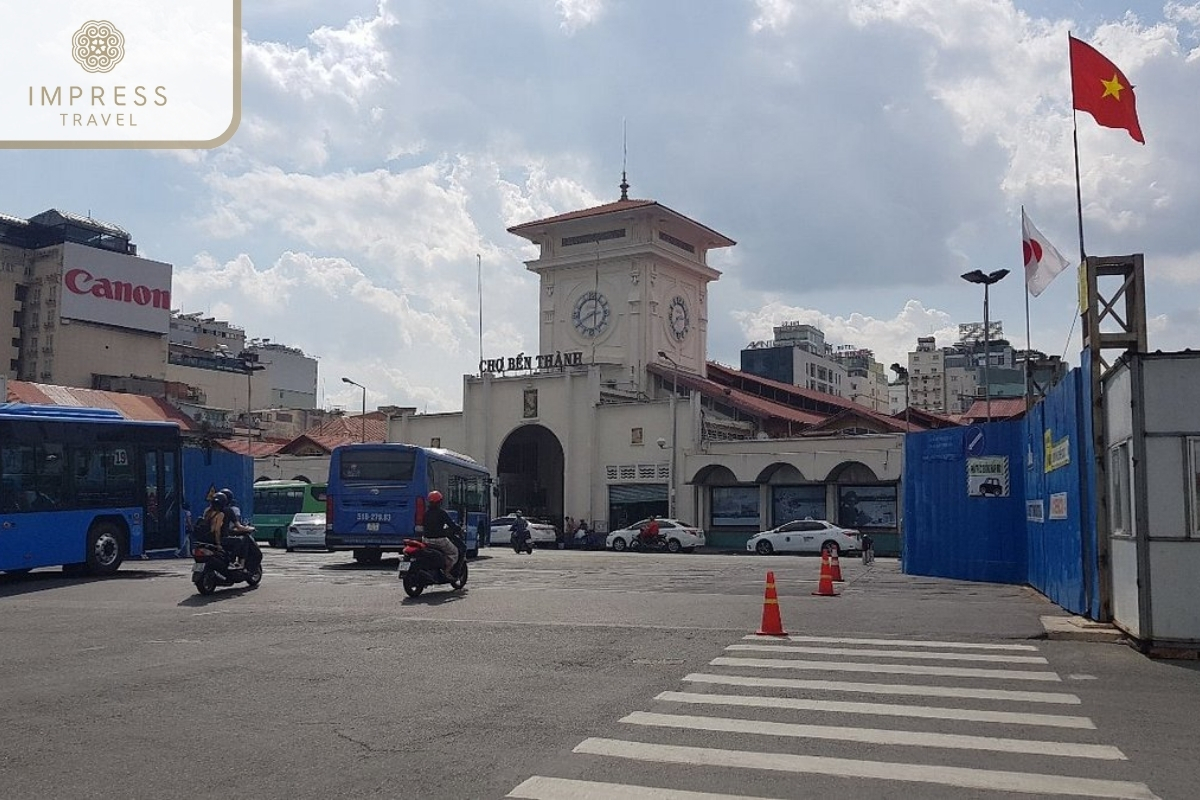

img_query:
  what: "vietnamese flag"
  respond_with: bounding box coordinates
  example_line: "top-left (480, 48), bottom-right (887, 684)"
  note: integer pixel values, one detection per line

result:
top-left (1070, 35), bottom-right (1144, 143)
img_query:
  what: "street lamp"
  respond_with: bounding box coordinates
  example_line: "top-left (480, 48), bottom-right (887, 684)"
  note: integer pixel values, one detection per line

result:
top-left (657, 350), bottom-right (680, 519)
top-left (341, 377), bottom-right (367, 442)
top-left (889, 363), bottom-right (910, 431)
top-left (960, 268), bottom-right (1010, 423)
top-left (238, 351), bottom-right (266, 453)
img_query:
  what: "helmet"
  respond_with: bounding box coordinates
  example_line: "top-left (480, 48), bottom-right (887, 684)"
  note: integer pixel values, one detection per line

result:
top-left (211, 493), bottom-right (227, 509)
top-left (220, 488), bottom-right (235, 504)
top-left (427, 490), bottom-right (443, 504)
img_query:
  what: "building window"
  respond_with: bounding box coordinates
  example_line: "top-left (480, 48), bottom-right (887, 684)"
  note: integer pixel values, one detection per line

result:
top-left (837, 485), bottom-right (898, 529)
top-left (1109, 442), bottom-right (1132, 536)
top-left (522, 389), bottom-right (538, 419)
top-left (562, 228), bottom-right (626, 248)
top-left (710, 486), bottom-right (759, 527)
top-left (1189, 438), bottom-right (1200, 537)
top-left (771, 486), bottom-right (825, 527)
top-left (658, 231), bottom-right (695, 253)
top-left (631, 427), bottom-right (643, 445)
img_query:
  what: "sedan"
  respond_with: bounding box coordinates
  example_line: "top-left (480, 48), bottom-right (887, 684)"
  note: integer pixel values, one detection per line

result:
top-left (606, 518), bottom-right (705, 553)
top-left (746, 519), bottom-right (860, 556)
top-left (286, 512), bottom-right (330, 552)
top-left (489, 516), bottom-right (558, 546)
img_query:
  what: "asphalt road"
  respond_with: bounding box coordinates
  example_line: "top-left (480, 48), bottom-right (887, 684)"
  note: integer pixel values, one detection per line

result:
top-left (0, 547), bottom-right (1195, 799)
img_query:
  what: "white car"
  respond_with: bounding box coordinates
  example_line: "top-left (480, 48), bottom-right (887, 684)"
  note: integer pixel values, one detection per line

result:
top-left (286, 512), bottom-right (329, 552)
top-left (746, 519), bottom-right (860, 556)
top-left (607, 518), bottom-right (705, 553)
top-left (489, 516), bottom-right (558, 546)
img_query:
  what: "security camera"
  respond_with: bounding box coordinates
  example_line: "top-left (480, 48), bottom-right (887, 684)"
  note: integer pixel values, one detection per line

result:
top-left (656, 437), bottom-right (667, 449)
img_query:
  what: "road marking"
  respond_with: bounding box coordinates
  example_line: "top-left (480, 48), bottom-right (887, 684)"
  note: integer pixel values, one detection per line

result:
top-left (573, 739), bottom-right (1160, 799)
top-left (507, 775), bottom-right (779, 799)
top-left (655, 690), bottom-right (1095, 729)
top-left (621, 711), bottom-right (1123, 760)
top-left (740, 634), bottom-right (1039, 651)
top-left (683, 672), bottom-right (1082, 703)
top-left (726, 643), bottom-right (1048, 664)
top-left (711, 656), bottom-right (1062, 682)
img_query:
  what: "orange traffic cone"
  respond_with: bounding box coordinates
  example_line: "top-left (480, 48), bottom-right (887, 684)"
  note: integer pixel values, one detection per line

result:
top-left (812, 550), bottom-right (839, 597)
top-left (756, 571), bottom-right (788, 636)
top-left (828, 548), bottom-right (844, 582)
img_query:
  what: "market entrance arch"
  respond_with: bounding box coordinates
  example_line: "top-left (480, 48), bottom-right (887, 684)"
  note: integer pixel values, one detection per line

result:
top-left (495, 424), bottom-right (565, 529)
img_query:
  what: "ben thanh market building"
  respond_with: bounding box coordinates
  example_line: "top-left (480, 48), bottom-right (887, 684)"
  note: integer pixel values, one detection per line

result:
top-left (387, 183), bottom-right (926, 552)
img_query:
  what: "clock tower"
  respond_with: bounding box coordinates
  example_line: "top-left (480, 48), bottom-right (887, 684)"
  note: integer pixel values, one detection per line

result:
top-left (506, 180), bottom-right (735, 392)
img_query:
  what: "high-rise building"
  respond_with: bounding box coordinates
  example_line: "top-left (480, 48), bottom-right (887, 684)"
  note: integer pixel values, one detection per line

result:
top-left (0, 210), bottom-right (171, 387)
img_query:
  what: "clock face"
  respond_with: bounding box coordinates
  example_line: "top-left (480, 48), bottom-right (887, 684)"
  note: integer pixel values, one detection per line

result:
top-left (572, 290), bottom-right (610, 338)
top-left (668, 295), bottom-right (690, 340)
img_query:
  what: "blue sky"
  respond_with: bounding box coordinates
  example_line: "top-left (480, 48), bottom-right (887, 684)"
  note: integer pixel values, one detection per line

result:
top-left (3, 0), bottom-right (1198, 412)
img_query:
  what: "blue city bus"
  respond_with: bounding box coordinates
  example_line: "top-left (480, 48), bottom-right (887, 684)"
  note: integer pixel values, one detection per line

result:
top-left (0, 404), bottom-right (184, 575)
top-left (325, 443), bottom-right (490, 564)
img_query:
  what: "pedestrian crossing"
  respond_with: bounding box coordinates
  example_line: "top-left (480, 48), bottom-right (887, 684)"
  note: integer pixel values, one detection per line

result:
top-left (506, 633), bottom-right (1160, 800)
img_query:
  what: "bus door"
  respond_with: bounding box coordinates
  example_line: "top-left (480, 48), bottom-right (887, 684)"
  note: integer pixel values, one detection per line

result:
top-left (143, 448), bottom-right (182, 551)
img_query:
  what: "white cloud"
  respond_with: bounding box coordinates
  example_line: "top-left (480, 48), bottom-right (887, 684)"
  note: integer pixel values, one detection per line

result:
top-left (556, 0), bottom-right (606, 34)
top-left (751, 0), bottom-right (795, 33)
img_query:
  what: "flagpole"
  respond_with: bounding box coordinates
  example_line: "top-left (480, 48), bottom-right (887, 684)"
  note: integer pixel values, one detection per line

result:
top-left (1023, 207), bottom-right (1033, 412)
top-left (477, 253), bottom-right (483, 375)
top-left (1069, 34), bottom-right (1087, 263)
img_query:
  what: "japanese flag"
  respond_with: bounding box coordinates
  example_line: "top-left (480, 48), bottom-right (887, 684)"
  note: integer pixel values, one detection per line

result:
top-left (1022, 209), bottom-right (1071, 297)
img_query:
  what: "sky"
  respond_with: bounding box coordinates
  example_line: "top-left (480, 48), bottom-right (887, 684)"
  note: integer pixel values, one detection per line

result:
top-left (3, 0), bottom-right (1199, 413)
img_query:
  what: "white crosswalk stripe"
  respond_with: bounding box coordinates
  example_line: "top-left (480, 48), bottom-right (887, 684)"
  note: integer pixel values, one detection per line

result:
top-left (654, 690), bottom-right (1096, 728)
top-left (505, 634), bottom-right (1160, 799)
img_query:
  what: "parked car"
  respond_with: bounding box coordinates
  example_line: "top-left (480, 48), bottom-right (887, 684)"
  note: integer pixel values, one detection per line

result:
top-left (606, 518), bottom-right (705, 553)
top-left (286, 512), bottom-right (330, 552)
top-left (489, 515), bottom-right (558, 546)
top-left (746, 519), bottom-right (860, 556)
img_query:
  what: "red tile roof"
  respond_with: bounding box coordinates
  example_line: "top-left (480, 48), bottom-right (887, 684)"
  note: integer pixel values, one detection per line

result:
top-left (703, 363), bottom-right (926, 432)
top-left (216, 439), bottom-right (287, 457)
top-left (962, 398), bottom-right (1028, 422)
top-left (278, 414), bottom-right (389, 454)
top-left (507, 198), bottom-right (736, 247)
top-left (5, 381), bottom-right (198, 430)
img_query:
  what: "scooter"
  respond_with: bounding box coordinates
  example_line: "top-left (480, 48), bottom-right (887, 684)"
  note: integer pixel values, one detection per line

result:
top-left (511, 527), bottom-right (534, 555)
top-left (629, 532), bottom-right (669, 553)
top-left (399, 533), bottom-right (469, 597)
top-left (191, 531), bottom-right (263, 595)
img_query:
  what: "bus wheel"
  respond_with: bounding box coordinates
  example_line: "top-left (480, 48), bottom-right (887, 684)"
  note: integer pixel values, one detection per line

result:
top-left (86, 522), bottom-right (125, 575)
top-left (353, 549), bottom-right (383, 565)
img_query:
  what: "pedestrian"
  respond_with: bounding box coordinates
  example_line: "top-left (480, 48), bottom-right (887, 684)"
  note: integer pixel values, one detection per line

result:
top-left (564, 516), bottom-right (575, 549)
top-left (861, 533), bottom-right (875, 565)
top-left (574, 519), bottom-right (589, 549)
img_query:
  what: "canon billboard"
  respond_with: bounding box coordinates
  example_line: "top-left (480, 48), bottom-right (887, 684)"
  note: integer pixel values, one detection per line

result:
top-left (59, 242), bottom-right (172, 335)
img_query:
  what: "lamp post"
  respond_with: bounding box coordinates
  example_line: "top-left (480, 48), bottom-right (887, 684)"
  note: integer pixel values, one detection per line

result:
top-left (889, 364), bottom-right (910, 430)
top-left (960, 269), bottom-right (1010, 423)
top-left (657, 351), bottom-right (680, 519)
top-left (239, 351), bottom-right (266, 453)
top-left (341, 377), bottom-right (367, 442)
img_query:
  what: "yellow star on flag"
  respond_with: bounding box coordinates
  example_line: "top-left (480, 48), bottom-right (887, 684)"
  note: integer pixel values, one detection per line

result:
top-left (1100, 74), bottom-right (1125, 100)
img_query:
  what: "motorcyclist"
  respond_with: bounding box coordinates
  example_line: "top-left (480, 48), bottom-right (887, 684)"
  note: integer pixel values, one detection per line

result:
top-left (509, 511), bottom-right (531, 549)
top-left (217, 489), bottom-right (253, 569)
top-left (421, 491), bottom-right (460, 579)
top-left (639, 516), bottom-right (661, 547)
top-left (200, 492), bottom-right (230, 550)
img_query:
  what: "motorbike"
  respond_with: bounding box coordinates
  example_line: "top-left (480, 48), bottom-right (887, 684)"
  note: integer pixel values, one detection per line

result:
top-left (629, 532), bottom-right (668, 553)
top-left (399, 532), bottom-right (469, 597)
top-left (511, 527), bottom-right (534, 554)
top-left (191, 530), bottom-right (263, 595)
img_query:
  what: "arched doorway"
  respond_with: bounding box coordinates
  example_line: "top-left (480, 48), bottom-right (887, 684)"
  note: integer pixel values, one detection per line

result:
top-left (495, 425), bottom-right (565, 528)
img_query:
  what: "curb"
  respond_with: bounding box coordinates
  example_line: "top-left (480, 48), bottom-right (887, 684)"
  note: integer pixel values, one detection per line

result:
top-left (1040, 614), bottom-right (1126, 643)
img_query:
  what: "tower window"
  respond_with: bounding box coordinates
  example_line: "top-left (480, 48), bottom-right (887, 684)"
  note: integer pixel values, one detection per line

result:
top-left (562, 228), bottom-right (626, 247)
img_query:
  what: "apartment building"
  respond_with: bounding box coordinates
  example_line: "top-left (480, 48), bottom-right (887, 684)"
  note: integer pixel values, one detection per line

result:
top-left (0, 210), bottom-right (170, 387)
